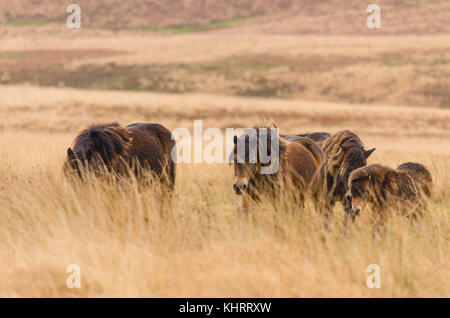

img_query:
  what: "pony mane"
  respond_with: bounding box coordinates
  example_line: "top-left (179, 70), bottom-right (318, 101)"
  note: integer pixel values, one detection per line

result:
top-left (323, 130), bottom-right (366, 176)
top-left (350, 164), bottom-right (387, 183)
top-left (229, 122), bottom-right (287, 163)
top-left (73, 122), bottom-right (132, 164)
top-left (254, 118), bottom-right (277, 130)
top-left (253, 120), bottom-right (289, 152)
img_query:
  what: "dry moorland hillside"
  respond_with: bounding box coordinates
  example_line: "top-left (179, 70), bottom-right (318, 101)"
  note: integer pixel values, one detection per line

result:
top-left (1, 0), bottom-right (450, 34)
top-left (1, 1), bottom-right (450, 107)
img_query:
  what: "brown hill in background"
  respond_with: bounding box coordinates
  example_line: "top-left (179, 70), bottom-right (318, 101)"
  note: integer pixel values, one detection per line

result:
top-left (0, 0), bottom-right (449, 108)
top-left (1, 0), bottom-right (450, 35)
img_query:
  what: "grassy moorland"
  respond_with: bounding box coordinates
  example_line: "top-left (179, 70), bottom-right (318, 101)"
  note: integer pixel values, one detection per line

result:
top-left (0, 0), bottom-right (448, 297)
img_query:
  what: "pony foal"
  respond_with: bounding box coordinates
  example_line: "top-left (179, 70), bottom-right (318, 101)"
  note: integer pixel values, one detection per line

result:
top-left (347, 162), bottom-right (433, 238)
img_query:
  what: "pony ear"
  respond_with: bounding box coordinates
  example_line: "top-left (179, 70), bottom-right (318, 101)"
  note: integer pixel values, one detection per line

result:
top-left (67, 148), bottom-right (75, 160)
top-left (365, 148), bottom-right (376, 158)
top-left (233, 135), bottom-right (238, 145)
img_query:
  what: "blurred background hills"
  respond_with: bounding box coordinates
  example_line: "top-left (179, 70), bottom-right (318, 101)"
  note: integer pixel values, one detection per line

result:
top-left (0, 0), bottom-right (449, 108)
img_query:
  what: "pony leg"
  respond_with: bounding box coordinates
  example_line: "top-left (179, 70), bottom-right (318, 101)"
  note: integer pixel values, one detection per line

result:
top-left (343, 213), bottom-right (352, 230)
top-left (414, 200), bottom-right (427, 220)
top-left (295, 192), bottom-right (305, 211)
top-left (342, 197), bottom-right (354, 228)
top-left (318, 200), bottom-right (335, 231)
top-left (324, 199), bottom-right (335, 221)
top-left (407, 201), bottom-right (428, 230)
top-left (322, 173), bottom-right (338, 219)
top-left (372, 215), bottom-right (388, 241)
top-left (239, 194), bottom-right (251, 216)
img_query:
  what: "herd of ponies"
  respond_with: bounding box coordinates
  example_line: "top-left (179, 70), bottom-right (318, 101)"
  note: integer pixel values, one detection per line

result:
top-left (64, 122), bottom-right (433, 239)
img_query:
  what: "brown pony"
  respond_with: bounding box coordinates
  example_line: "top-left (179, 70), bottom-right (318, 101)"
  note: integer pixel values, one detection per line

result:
top-left (347, 162), bottom-right (433, 238)
top-left (231, 125), bottom-right (324, 213)
top-left (283, 132), bottom-right (331, 147)
top-left (64, 122), bottom-right (176, 189)
top-left (316, 130), bottom-right (375, 221)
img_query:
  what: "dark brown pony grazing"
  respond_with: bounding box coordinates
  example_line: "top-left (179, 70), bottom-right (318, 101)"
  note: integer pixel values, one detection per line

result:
top-left (64, 122), bottom-right (176, 189)
top-left (231, 125), bottom-right (324, 213)
top-left (347, 162), bottom-right (433, 238)
top-left (283, 132), bottom-right (331, 147)
top-left (315, 130), bottom-right (375, 222)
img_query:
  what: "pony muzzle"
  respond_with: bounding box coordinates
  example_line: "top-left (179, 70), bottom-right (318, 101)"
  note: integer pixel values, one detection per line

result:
top-left (233, 178), bottom-right (248, 195)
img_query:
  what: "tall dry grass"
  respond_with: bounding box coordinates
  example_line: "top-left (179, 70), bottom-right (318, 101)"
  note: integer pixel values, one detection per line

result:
top-left (0, 129), bottom-right (448, 297)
